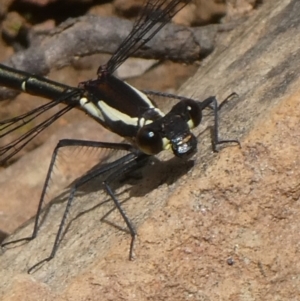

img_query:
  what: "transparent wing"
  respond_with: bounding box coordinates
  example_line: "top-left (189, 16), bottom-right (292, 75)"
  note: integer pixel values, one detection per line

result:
top-left (0, 101), bottom-right (75, 164)
top-left (105, 0), bottom-right (190, 74)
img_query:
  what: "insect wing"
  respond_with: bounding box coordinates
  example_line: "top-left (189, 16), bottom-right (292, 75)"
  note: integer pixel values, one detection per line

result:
top-left (105, 0), bottom-right (190, 74)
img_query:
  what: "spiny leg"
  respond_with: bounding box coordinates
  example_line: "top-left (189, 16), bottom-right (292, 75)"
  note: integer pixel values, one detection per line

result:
top-left (103, 154), bottom-right (149, 261)
top-left (207, 93), bottom-right (241, 152)
top-left (3, 139), bottom-right (120, 246)
top-left (1, 139), bottom-right (80, 248)
top-left (1, 140), bottom-right (134, 266)
top-left (26, 146), bottom-right (143, 273)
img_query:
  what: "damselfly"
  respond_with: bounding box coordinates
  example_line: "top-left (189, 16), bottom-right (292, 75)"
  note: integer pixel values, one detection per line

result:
top-left (0, 0), bottom-right (239, 273)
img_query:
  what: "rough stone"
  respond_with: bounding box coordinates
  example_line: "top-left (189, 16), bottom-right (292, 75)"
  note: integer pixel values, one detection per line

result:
top-left (1, 0), bottom-right (300, 300)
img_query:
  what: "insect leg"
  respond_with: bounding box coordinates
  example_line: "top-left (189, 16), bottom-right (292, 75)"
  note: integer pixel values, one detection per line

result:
top-left (103, 153), bottom-right (149, 260)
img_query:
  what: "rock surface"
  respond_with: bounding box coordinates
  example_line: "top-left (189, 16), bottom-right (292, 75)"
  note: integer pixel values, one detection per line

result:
top-left (1, 0), bottom-right (300, 300)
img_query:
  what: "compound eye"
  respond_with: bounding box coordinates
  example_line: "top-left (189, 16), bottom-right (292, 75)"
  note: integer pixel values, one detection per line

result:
top-left (136, 127), bottom-right (163, 155)
top-left (185, 100), bottom-right (202, 128)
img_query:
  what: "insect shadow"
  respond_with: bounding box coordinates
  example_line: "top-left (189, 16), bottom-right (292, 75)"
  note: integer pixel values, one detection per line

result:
top-left (3, 148), bottom-right (194, 260)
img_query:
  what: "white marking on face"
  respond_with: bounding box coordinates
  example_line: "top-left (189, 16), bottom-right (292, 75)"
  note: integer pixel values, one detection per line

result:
top-left (162, 137), bottom-right (171, 150)
top-left (186, 106), bottom-right (195, 129)
top-left (187, 119), bottom-right (195, 129)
